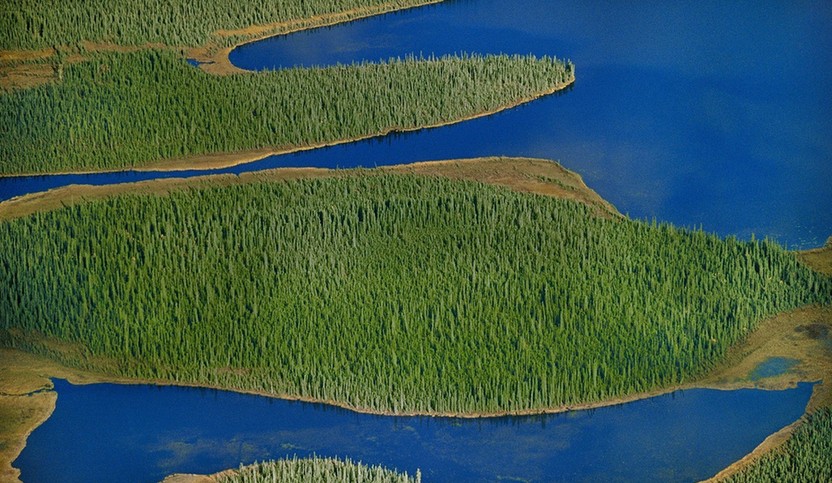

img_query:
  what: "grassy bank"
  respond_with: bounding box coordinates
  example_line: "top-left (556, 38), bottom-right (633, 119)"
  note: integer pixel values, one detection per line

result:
top-left (0, 49), bottom-right (573, 174)
top-left (1, 174), bottom-right (828, 415)
top-left (0, 348), bottom-right (112, 482)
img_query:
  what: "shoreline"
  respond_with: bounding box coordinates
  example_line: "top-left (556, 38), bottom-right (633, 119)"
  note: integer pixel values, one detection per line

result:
top-left (0, 156), bottom-right (619, 222)
top-left (1, 155), bottom-right (828, 479)
top-left (1, 274), bottom-right (828, 482)
top-left (3, 303), bottom-right (828, 468)
top-left (188, 0), bottom-right (445, 76)
top-left (0, 388), bottom-right (55, 482)
top-left (17, 305), bottom-right (831, 420)
top-left (2, 2), bottom-right (829, 479)
top-left (703, 419), bottom-right (803, 482)
top-left (0, 78), bottom-right (573, 179)
top-left (2, 302), bottom-right (828, 481)
top-left (30, 370), bottom-right (826, 421)
top-left (0, 1), bottom-right (444, 89)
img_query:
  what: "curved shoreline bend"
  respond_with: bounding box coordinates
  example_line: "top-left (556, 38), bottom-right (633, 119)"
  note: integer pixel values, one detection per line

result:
top-left (2, 304), bottom-right (829, 481)
top-left (188, 0), bottom-right (446, 76)
top-left (0, 77), bottom-right (574, 179)
top-left (0, 157), bottom-right (616, 221)
top-left (0, 1), bottom-right (444, 90)
top-left (4, 305), bottom-right (829, 418)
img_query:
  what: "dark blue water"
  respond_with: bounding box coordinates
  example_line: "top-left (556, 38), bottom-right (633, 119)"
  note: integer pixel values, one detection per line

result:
top-left (2, 1), bottom-right (830, 248)
top-left (15, 379), bottom-right (813, 483)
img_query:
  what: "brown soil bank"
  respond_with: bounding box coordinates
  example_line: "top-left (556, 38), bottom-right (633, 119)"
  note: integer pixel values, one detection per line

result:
top-left (0, 161), bottom-right (826, 481)
top-left (169, 302), bottom-right (832, 483)
top-left (189, 0), bottom-right (444, 76)
top-left (0, 1), bottom-right (442, 90)
top-left (798, 237), bottom-right (832, 276)
top-left (0, 157), bottom-right (620, 222)
top-left (0, 349), bottom-right (117, 482)
top-left (4, 303), bottom-right (829, 483)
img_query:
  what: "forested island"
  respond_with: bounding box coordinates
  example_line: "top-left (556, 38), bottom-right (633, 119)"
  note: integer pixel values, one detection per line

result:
top-left (1, 0), bottom-right (830, 481)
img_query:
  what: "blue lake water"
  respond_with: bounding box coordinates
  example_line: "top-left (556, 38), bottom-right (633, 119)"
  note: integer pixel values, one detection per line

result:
top-left (5, 3), bottom-right (829, 480)
top-left (1, 0), bottom-right (830, 248)
top-left (15, 379), bottom-right (814, 483)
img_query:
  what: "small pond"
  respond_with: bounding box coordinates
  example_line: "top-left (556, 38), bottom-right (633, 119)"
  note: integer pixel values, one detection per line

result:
top-left (749, 357), bottom-right (800, 381)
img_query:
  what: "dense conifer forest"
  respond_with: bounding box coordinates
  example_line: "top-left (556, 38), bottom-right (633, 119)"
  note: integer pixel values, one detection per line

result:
top-left (2, 1), bottom-right (829, 478)
top-left (0, 50), bottom-right (573, 174)
top-left (217, 457), bottom-right (418, 483)
top-left (1, 175), bottom-right (828, 414)
top-left (0, 0), bottom-right (436, 50)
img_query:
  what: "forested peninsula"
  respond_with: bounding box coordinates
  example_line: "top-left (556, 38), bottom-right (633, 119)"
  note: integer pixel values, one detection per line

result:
top-left (0, 51), bottom-right (573, 174)
top-left (1, 0), bottom-right (575, 176)
top-left (2, 173), bottom-right (828, 415)
top-left (1, 0), bottom-right (831, 482)
top-left (1, 0), bottom-right (440, 49)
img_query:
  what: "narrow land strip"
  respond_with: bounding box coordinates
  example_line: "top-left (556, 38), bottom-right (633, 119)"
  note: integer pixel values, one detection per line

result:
top-left (0, 157), bottom-right (619, 222)
top-left (1, 75), bottom-right (573, 176)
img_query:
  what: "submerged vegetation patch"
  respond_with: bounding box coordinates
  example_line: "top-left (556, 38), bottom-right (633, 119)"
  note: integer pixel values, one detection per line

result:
top-left (0, 49), bottom-right (573, 174)
top-left (748, 357), bottom-right (799, 382)
top-left (1, 175), bottom-right (828, 414)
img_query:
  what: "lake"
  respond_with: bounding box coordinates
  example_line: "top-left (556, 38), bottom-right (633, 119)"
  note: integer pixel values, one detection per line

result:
top-left (15, 379), bottom-right (814, 483)
top-left (6, 1), bottom-right (828, 480)
top-left (1, 0), bottom-right (830, 248)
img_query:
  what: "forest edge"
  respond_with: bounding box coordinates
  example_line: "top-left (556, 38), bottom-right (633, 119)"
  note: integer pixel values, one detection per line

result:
top-left (0, 157), bottom-right (829, 482)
